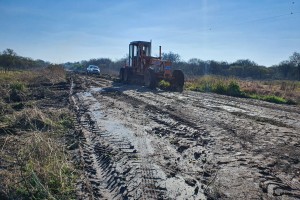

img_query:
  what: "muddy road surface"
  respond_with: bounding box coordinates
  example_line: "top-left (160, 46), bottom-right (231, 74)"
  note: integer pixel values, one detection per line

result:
top-left (71, 74), bottom-right (300, 200)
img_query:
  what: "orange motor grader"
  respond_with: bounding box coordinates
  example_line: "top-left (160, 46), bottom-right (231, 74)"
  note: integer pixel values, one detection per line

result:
top-left (119, 41), bottom-right (184, 91)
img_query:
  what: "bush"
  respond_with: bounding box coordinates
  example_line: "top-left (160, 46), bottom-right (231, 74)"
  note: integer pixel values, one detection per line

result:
top-left (227, 81), bottom-right (244, 97)
top-left (158, 80), bottom-right (171, 89)
top-left (213, 82), bottom-right (227, 94)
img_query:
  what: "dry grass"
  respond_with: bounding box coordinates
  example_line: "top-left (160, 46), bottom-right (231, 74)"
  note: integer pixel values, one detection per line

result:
top-left (238, 80), bottom-right (300, 104)
top-left (11, 107), bottom-right (72, 131)
top-left (0, 66), bottom-right (76, 199)
top-left (185, 76), bottom-right (300, 104)
top-left (0, 107), bottom-right (76, 199)
top-left (0, 65), bottom-right (66, 86)
top-left (0, 132), bottom-right (76, 199)
top-left (1, 105), bottom-right (73, 134)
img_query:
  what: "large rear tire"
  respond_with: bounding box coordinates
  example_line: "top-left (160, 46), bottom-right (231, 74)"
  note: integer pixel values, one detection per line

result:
top-left (119, 68), bottom-right (125, 82)
top-left (144, 68), bottom-right (156, 89)
top-left (173, 70), bottom-right (184, 92)
top-left (123, 68), bottom-right (132, 83)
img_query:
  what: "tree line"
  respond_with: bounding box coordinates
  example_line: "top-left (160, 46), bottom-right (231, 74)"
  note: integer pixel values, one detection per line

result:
top-left (0, 49), bottom-right (50, 71)
top-left (167, 52), bottom-right (300, 80)
top-left (1, 48), bottom-right (300, 80)
top-left (66, 51), bottom-right (300, 80)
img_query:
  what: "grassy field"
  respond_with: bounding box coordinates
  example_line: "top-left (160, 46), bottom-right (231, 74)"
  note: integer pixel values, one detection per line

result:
top-left (0, 67), bottom-right (76, 199)
top-left (185, 76), bottom-right (300, 105)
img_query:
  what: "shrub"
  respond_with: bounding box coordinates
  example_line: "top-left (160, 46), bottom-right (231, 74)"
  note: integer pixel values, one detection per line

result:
top-left (158, 80), bottom-right (171, 89)
top-left (227, 81), bottom-right (244, 97)
top-left (213, 82), bottom-right (227, 94)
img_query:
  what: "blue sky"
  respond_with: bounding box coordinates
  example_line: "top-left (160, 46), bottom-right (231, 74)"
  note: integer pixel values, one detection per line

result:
top-left (0, 0), bottom-right (299, 66)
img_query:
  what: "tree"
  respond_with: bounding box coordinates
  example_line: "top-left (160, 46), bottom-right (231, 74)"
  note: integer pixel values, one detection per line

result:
top-left (208, 60), bottom-right (219, 75)
top-left (183, 58), bottom-right (206, 76)
top-left (278, 60), bottom-right (293, 79)
top-left (290, 52), bottom-right (300, 80)
top-left (2, 49), bottom-right (17, 71)
top-left (233, 59), bottom-right (257, 67)
top-left (188, 58), bottom-right (202, 65)
top-left (1, 49), bottom-right (17, 72)
top-left (3, 48), bottom-right (17, 57)
top-left (162, 51), bottom-right (180, 63)
top-left (229, 65), bottom-right (244, 77)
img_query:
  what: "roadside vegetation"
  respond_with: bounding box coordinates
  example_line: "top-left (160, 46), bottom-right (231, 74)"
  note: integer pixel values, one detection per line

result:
top-left (185, 76), bottom-right (299, 104)
top-left (0, 66), bottom-right (76, 199)
top-left (59, 49), bottom-right (300, 104)
top-left (1, 47), bottom-right (299, 106)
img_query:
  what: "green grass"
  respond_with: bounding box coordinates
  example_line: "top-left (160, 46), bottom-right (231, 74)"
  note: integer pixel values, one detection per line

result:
top-left (248, 94), bottom-right (295, 104)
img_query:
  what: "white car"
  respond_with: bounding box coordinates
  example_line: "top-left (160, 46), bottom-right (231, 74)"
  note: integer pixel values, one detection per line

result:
top-left (86, 65), bottom-right (100, 75)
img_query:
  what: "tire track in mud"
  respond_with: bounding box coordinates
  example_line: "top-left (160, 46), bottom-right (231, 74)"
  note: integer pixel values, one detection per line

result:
top-left (184, 91), bottom-right (300, 115)
top-left (99, 89), bottom-right (217, 191)
top-left (124, 89), bottom-right (300, 149)
top-left (99, 86), bottom-right (300, 199)
top-left (163, 93), bottom-right (300, 199)
top-left (156, 91), bottom-right (300, 129)
top-left (72, 91), bottom-right (168, 199)
top-left (72, 97), bottom-right (117, 199)
top-left (72, 75), bottom-right (300, 199)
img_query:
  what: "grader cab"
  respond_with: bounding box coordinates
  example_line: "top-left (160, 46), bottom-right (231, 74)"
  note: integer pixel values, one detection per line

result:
top-left (119, 41), bottom-right (184, 91)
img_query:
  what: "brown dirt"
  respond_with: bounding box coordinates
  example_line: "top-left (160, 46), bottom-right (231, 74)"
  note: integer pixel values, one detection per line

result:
top-left (70, 74), bottom-right (300, 199)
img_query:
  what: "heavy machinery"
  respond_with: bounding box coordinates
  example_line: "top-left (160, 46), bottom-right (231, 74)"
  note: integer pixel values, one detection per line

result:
top-left (119, 41), bottom-right (184, 91)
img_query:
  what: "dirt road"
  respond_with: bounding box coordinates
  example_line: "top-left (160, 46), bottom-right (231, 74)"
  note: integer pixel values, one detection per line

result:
top-left (71, 74), bottom-right (300, 199)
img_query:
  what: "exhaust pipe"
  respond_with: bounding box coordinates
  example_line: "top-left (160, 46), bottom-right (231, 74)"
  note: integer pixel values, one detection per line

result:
top-left (159, 46), bottom-right (162, 59)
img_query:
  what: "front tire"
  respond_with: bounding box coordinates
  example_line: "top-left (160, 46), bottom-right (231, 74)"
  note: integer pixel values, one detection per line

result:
top-left (144, 68), bottom-right (156, 89)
